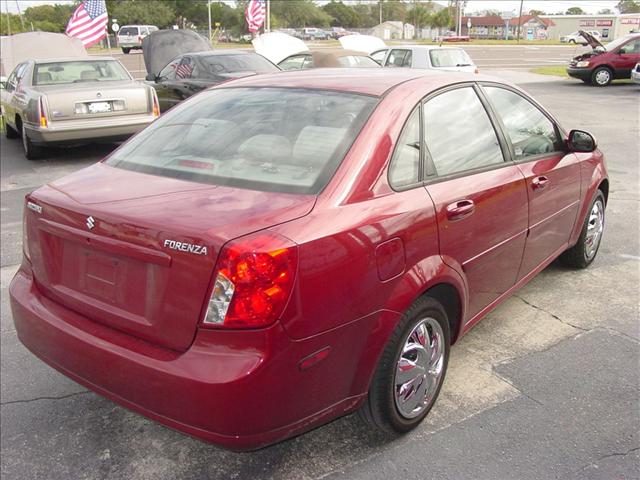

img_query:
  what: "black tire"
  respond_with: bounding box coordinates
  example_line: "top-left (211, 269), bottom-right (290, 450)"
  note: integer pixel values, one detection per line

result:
top-left (5, 121), bottom-right (19, 139)
top-left (560, 190), bottom-right (606, 269)
top-left (591, 66), bottom-right (613, 87)
top-left (359, 296), bottom-right (450, 434)
top-left (122, 47), bottom-right (131, 54)
top-left (22, 126), bottom-right (43, 160)
top-left (569, 39), bottom-right (576, 44)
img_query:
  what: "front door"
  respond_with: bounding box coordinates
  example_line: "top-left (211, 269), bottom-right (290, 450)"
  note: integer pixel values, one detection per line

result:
top-left (422, 85), bottom-right (528, 320)
top-left (481, 85), bottom-right (581, 279)
top-left (611, 38), bottom-right (640, 78)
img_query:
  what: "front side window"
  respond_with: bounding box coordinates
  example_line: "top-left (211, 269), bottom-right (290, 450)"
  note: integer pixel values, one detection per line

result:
top-left (423, 87), bottom-right (504, 176)
top-left (106, 88), bottom-right (377, 194)
top-left (33, 60), bottom-right (130, 85)
top-left (429, 49), bottom-right (473, 68)
top-left (484, 86), bottom-right (562, 159)
top-left (388, 109), bottom-right (420, 188)
top-left (158, 58), bottom-right (181, 80)
top-left (619, 39), bottom-right (640, 54)
top-left (279, 55), bottom-right (310, 70)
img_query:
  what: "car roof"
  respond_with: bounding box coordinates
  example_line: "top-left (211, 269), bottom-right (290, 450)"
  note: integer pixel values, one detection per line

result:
top-left (215, 68), bottom-right (499, 97)
top-left (33, 56), bottom-right (118, 64)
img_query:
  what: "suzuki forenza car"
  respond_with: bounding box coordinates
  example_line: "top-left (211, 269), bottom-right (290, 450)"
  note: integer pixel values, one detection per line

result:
top-left (10, 69), bottom-right (608, 450)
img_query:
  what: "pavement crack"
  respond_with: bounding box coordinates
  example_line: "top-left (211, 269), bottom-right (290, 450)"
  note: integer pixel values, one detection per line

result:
top-left (1, 390), bottom-right (90, 406)
top-left (574, 446), bottom-right (640, 473)
top-left (514, 295), bottom-right (589, 332)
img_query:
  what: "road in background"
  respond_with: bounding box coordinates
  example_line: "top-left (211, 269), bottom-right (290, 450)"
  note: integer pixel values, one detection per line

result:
top-left (111, 44), bottom-right (591, 79)
top-left (1, 72), bottom-right (638, 480)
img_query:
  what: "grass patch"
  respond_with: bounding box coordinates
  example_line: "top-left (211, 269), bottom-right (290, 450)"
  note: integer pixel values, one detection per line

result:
top-left (531, 66), bottom-right (569, 77)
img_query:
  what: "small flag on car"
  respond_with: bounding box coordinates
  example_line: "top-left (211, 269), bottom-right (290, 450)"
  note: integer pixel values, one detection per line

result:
top-left (246, 0), bottom-right (266, 34)
top-left (66, 0), bottom-right (108, 48)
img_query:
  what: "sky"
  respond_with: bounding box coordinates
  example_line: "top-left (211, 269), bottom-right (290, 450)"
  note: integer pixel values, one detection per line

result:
top-left (0, 0), bottom-right (625, 16)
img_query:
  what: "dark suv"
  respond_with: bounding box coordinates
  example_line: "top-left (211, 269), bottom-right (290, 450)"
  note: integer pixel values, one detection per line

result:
top-left (567, 31), bottom-right (640, 86)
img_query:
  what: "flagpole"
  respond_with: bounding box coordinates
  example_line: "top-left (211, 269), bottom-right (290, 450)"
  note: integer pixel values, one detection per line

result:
top-left (266, 0), bottom-right (270, 33)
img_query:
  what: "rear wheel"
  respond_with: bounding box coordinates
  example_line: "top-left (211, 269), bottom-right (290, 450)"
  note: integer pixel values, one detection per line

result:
top-left (5, 121), bottom-right (19, 139)
top-left (122, 47), bottom-right (131, 54)
top-left (569, 39), bottom-right (576, 44)
top-left (591, 67), bottom-right (612, 87)
top-left (560, 191), bottom-right (605, 268)
top-left (22, 125), bottom-right (43, 160)
top-left (359, 296), bottom-right (450, 434)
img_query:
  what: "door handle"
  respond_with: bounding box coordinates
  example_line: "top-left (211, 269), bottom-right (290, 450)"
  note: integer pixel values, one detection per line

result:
top-left (532, 176), bottom-right (550, 190)
top-left (446, 199), bottom-right (475, 221)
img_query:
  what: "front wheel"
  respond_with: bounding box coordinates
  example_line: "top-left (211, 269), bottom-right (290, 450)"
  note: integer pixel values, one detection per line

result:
top-left (560, 191), bottom-right (605, 269)
top-left (359, 296), bottom-right (450, 434)
top-left (591, 66), bottom-right (612, 87)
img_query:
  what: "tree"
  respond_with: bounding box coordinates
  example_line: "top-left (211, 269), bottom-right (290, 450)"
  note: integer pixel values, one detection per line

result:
top-left (617, 0), bottom-right (640, 13)
top-left (322, 1), bottom-right (359, 27)
top-left (410, 5), bottom-right (432, 38)
top-left (0, 13), bottom-right (27, 35)
top-left (270, 0), bottom-right (332, 28)
top-left (111, 1), bottom-right (175, 28)
top-left (565, 7), bottom-right (585, 15)
top-left (528, 9), bottom-right (546, 16)
top-left (23, 4), bottom-right (75, 32)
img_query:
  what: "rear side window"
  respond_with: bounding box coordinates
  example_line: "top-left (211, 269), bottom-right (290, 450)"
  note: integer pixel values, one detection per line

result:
top-left (484, 86), bottom-right (563, 158)
top-left (106, 88), bottom-right (377, 194)
top-left (388, 109), bottom-right (420, 188)
top-left (423, 87), bottom-right (504, 176)
top-left (199, 54), bottom-right (279, 76)
top-left (279, 55), bottom-right (311, 70)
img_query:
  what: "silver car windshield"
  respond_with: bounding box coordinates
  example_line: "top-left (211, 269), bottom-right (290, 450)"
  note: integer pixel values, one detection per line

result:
top-left (106, 87), bottom-right (377, 194)
top-left (33, 60), bottom-right (131, 85)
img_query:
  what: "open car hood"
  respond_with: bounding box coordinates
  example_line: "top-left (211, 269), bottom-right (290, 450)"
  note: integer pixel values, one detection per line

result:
top-left (339, 35), bottom-right (387, 55)
top-left (578, 30), bottom-right (604, 50)
top-left (0, 32), bottom-right (87, 76)
top-left (142, 29), bottom-right (212, 78)
top-left (252, 32), bottom-right (309, 65)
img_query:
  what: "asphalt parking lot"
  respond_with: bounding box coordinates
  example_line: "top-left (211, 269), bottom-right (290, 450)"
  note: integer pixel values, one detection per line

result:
top-left (1, 71), bottom-right (638, 480)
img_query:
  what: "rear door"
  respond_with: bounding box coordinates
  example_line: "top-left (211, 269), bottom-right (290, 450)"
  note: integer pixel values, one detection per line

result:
top-left (423, 85), bottom-right (528, 320)
top-left (385, 49), bottom-right (413, 68)
top-left (481, 84), bottom-right (580, 279)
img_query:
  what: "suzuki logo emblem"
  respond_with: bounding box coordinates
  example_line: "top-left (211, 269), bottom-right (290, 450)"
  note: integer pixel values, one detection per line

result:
top-left (86, 216), bottom-right (95, 230)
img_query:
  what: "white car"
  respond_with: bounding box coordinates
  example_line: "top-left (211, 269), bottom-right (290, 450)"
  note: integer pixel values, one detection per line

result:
top-left (632, 63), bottom-right (640, 84)
top-left (561, 31), bottom-right (601, 45)
top-left (117, 25), bottom-right (158, 54)
top-left (379, 45), bottom-right (477, 73)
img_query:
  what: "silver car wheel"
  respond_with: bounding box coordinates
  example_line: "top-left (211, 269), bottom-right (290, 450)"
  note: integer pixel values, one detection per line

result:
top-left (394, 317), bottom-right (445, 419)
top-left (585, 198), bottom-right (604, 260)
top-left (595, 69), bottom-right (611, 85)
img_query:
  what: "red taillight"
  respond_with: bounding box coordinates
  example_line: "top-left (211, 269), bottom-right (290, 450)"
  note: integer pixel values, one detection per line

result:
top-left (474, 67), bottom-right (480, 74)
top-left (203, 233), bottom-right (298, 329)
top-left (38, 97), bottom-right (48, 127)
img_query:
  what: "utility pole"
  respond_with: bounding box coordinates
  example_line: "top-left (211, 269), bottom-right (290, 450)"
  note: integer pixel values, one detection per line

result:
top-left (379, 0), bottom-right (382, 26)
top-left (208, 0), bottom-right (212, 44)
top-left (266, 0), bottom-right (270, 33)
top-left (5, 0), bottom-right (11, 35)
top-left (15, 0), bottom-right (25, 30)
top-left (516, 0), bottom-right (524, 42)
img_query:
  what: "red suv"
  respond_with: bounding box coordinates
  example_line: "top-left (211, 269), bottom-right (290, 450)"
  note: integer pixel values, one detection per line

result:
top-left (10, 70), bottom-right (608, 450)
top-left (568, 31), bottom-right (640, 86)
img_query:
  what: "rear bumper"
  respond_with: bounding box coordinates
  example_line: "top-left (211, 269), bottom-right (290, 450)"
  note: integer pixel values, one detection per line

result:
top-left (10, 266), bottom-right (375, 450)
top-left (567, 67), bottom-right (592, 81)
top-left (25, 114), bottom-right (155, 144)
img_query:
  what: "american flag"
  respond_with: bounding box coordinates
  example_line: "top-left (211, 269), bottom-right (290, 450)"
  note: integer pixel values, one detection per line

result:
top-left (246, 0), bottom-right (266, 33)
top-left (176, 60), bottom-right (193, 79)
top-left (66, 0), bottom-right (108, 47)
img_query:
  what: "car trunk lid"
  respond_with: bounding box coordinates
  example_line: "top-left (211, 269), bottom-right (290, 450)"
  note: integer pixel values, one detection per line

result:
top-left (26, 163), bottom-right (315, 351)
top-left (39, 81), bottom-right (151, 120)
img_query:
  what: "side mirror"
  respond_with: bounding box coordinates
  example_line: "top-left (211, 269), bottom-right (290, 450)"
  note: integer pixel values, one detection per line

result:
top-left (145, 73), bottom-right (157, 82)
top-left (568, 129), bottom-right (597, 153)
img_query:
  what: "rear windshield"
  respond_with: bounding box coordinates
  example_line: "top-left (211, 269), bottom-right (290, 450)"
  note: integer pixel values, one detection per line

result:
top-left (199, 54), bottom-right (279, 76)
top-left (106, 88), bottom-right (377, 194)
top-left (34, 60), bottom-right (130, 85)
top-left (119, 27), bottom-right (138, 35)
top-left (429, 49), bottom-right (473, 67)
top-left (337, 55), bottom-right (380, 68)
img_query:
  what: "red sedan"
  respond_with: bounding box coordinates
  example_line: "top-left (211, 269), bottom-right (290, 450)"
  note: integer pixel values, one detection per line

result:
top-left (10, 69), bottom-right (608, 450)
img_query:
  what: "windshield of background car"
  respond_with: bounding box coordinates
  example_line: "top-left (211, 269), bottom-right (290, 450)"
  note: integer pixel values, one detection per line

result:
top-left (118, 27), bottom-right (138, 35)
top-left (106, 87), bottom-right (377, 194)
top-left (337, 55), bottom-right (380, 67)
top-left (199, 54), bottom-right (279, 76)
top-left (429, 49), bottom-right (473, 67)
top-left (33, 60), bottom-right (131, 85)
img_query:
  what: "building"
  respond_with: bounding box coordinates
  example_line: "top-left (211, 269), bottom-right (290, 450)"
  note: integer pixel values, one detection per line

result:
top-left (370, 21), bottom-right (415, 40)
top-left (540, 14), bottom-right (640, 41)
top-left (461, 15), bottom-right (554, 40)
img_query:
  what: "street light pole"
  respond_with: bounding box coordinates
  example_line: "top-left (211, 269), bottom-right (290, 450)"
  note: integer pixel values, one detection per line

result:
top-left (517, 0), bottom-right (524, 42)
